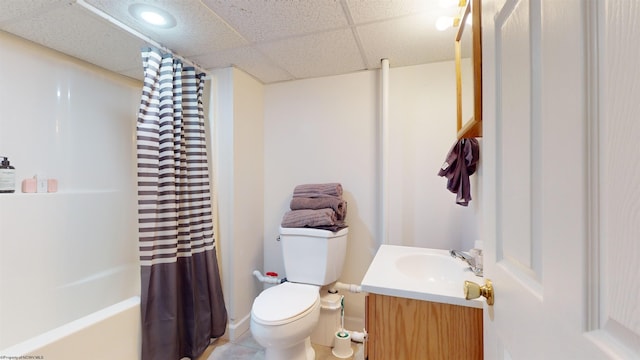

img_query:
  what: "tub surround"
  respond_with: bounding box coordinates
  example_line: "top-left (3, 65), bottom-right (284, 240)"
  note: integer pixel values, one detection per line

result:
top-left (0, 31), bottom-right (140, 350)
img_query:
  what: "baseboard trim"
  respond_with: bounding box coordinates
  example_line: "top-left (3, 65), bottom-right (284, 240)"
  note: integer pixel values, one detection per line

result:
top-left (227, 313), bottom-right (251, 341)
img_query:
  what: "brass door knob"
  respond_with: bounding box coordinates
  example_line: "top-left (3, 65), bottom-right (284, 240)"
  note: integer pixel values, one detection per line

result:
top-left (464, 279), bottom-right (494, 305)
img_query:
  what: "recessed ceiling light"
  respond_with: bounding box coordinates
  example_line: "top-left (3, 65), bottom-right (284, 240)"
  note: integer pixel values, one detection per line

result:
top-left (140, 11), bottom-right (167, 26)
top-left (129, 3), bottom-right (176, 29)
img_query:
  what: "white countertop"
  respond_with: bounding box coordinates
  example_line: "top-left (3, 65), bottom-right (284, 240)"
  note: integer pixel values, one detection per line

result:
top-left (360, 245), bottom-right (483, 309)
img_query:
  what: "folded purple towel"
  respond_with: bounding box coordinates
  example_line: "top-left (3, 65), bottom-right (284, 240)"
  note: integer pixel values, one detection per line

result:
top-left (281, 208), bottom-right (338, 228)
top-left (290, 197), bottom-right (347, 220)
top-left (292, 183), bottom-right (343, 198)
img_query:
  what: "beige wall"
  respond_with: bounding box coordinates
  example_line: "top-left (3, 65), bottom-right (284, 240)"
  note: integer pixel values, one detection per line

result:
top-left (210, 67), bottom-right (265, 340)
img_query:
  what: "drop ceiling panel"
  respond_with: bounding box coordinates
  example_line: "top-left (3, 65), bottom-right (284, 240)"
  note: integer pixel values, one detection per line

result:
top-left (1, 4), bottom-right (146, 74)
top-left (191, 46), bottom-right (294, 84)
top-left (201, 0), bottom-right (349, 42)
top-left (257, 28), bottom-right (365, 80)
top-left (0, 0), bottom-right (463, 84)
top-left (357, 14), bottom-right (456, 69)
top-left (0, 0), bottom-right (70, 23)
top-left (345, 0), bottom-right (436, 24)
top-left (85, 0), bottom-right (249, 56)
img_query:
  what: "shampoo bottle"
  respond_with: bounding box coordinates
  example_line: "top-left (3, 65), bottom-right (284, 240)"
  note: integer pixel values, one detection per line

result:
top-left (0, 156), bottom-right (16, 193)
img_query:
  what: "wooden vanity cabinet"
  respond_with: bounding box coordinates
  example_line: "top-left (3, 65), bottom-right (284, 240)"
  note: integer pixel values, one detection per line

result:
top-left (365, 293), bottom-right (483, 360)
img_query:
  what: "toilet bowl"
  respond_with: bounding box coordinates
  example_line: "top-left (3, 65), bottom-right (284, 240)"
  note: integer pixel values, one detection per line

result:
top-left (251, 226), bottom-right (349, 359)
top-left (250, 282), bottom-right (321, 360)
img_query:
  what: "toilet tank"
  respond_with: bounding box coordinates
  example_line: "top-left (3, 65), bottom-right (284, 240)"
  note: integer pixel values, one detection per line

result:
top-left (279, 227), bottom-right (349, 285)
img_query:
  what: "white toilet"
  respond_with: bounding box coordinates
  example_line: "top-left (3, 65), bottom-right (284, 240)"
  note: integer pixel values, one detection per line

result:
top-left (250, 226), bottom-right (349, 360)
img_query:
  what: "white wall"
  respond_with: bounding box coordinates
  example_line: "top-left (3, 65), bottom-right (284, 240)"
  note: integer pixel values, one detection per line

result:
top-left (387, 61), bottom-right (480, 251)
top-left (0, 31), bottom-right (140, 349)
top-left (263, 61), bottom-right (479, 327)
top-left (210, 67), bottom-right (265, 340)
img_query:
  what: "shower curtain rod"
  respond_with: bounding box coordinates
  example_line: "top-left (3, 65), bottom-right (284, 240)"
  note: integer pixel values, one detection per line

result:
top-left (75, 0), bottom-right (209, 76)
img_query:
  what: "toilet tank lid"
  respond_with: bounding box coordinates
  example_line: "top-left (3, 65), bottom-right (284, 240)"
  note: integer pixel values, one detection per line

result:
top-left (279, 226), bottom-right (348, 237)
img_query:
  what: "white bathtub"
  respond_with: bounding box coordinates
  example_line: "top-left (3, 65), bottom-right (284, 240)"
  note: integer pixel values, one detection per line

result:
top-left (0, 296), bottom-right (141, 359)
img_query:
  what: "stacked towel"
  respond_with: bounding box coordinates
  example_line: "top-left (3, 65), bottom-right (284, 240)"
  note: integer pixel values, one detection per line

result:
top-left (290, 196), bottom-right (347, 220)
top-left (292, 183), bottom-right (343, 198)
top-left (281, 183), bottom-right (348, 231)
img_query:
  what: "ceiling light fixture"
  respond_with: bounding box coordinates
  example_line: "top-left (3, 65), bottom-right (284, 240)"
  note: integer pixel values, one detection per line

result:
top-left (129, 3), bottom-right (176, 29)
top-left (435, 0), bottom-right (468, 31)
top-left (140, 11), bottom-right (167, 26)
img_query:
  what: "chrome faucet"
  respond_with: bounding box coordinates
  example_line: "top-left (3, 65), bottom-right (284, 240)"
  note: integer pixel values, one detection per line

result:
top-left (450, 250), bottom-right (483, 277)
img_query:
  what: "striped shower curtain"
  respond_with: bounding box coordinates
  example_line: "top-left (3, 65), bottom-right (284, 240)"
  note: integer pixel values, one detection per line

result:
top-left (136, 47), bottom-right (227, 360)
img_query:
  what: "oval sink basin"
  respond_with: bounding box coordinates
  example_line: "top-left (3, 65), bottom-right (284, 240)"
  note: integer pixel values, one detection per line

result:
top-left (361, 245), bottom-right (482, 308)
top-left (395, 253), bottom-right (465, 282)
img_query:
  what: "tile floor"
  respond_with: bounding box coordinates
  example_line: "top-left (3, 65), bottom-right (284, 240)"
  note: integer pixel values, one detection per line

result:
top-left (198, 331), bottom-right (365, 360)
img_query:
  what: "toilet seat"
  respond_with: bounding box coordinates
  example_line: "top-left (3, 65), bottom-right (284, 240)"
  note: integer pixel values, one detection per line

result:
top-left (252, 282), bottom-right (320, 326)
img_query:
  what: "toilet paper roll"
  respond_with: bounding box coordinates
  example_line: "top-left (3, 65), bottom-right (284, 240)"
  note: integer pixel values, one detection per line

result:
top-left (332, 331), bottom-right (353, 359)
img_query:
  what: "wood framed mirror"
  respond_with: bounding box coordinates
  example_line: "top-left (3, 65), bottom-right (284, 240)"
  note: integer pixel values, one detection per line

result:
top-left (455, 0), bottom-right (482, 139)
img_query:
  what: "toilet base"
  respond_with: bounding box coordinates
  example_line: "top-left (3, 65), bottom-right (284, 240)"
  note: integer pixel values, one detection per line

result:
top-left (264, 337), bottom-right (315, 360)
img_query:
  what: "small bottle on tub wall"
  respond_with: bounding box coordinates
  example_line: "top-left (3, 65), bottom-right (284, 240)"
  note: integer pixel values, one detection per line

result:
top-left (0, 156), bottom-right (16, 193)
